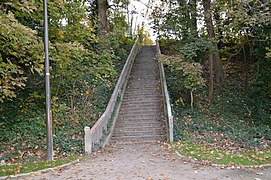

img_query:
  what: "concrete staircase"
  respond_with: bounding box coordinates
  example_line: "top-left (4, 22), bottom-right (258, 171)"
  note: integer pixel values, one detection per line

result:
top-left (111, 46), bottom-right (166, 143)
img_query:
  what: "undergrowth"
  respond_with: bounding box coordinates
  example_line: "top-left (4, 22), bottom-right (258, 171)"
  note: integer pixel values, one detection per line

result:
top-left (0, 38), bottom-right (133, 166)
top-left (166, 63), bottom-right (271, 151)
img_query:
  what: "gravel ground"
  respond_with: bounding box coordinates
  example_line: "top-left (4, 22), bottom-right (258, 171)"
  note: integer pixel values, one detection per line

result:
top-left (11, 142), bottom-right (270, 180)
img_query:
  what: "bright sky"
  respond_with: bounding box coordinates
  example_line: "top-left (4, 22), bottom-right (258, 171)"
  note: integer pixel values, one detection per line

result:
top-left (128, 0), bottom-right (157, 40)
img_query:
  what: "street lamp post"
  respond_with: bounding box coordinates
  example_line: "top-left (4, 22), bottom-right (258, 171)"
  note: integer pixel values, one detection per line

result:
top-left (43, 0), bottom-right (53, 161)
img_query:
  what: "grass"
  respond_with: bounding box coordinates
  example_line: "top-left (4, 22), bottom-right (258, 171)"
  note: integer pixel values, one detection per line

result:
top-left (0, 155), bottom-right (82, 177)
top-left (174, 141), bottom-right (271, 166)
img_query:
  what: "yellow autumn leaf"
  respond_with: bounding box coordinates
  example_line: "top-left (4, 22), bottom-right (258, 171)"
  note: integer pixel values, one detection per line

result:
top-left (86, 90), bottom-right (90, 95)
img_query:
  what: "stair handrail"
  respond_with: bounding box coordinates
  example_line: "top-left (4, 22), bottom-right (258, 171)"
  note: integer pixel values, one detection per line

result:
top-left (84, 37), bottom-right (140, 154)
top-left (156, 40), bottom-right (174, 142)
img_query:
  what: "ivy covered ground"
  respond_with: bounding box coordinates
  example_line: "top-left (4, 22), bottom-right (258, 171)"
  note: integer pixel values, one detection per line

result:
top-left (0, 37), bottom-right (133, 166)
top-left (166, 61), bottom-right (271, 165)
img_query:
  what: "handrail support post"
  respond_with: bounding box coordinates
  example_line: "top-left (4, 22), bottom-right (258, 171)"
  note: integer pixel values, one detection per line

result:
top-left (84, 126), bottom-right (92, 155)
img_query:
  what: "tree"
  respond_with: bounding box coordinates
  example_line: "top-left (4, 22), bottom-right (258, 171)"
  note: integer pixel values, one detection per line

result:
top-left (203, 0), bottom-right (224, 84)
top-left (202, 0), bottom-right (224, 102)
top-left (159, 54), bottom-right (204, 108)
top-left (190, 0), bottom-right (198, 36)
top-left (98, 0), bottom-right (109, 35)
top-left (0, 9), bottom-right (44, 102)
top-left (138, 27), bottom-right (154, 45)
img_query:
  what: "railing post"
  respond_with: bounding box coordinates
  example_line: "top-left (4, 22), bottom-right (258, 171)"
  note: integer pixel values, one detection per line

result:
top-left (169, 116), bottom-right (174, 142)
top-left (84, 126), bottom-right (92, 154)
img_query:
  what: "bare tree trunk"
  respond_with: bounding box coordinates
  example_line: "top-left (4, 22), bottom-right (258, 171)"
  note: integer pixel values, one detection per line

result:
top-left (214, 6), bottom-right (223, 50)
top-left (203, 0), bottom-right (224, 85)
top-left (178, 0), bottom-right (191, 38)
top-left (190, 0), bottom-right (198, 36)
top-left (208, 54), bottom-right (214, 103)
top-left (190, 90), bottom-right (194, 109)
top-left (98, 0), bottom-right (108, 36)
top-left (213, 53), bottom-right (224, 85)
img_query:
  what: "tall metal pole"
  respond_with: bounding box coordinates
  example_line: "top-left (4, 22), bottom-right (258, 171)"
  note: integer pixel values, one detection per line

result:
top-left (43, 0), bottom-right (53, 161)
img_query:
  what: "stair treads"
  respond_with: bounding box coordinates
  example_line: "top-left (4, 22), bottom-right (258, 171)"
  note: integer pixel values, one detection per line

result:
top-left (111, 46), bottom-right (166, 143)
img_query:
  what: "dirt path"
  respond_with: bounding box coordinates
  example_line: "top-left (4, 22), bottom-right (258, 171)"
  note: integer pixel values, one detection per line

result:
top-left (18, 142), bottom-right (270, 180)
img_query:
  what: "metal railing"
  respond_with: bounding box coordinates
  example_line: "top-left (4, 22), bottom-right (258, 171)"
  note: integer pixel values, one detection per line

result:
top-left (84, 37), bottom-right (140, 154)
top-left (156, 40), bottom-right (174, 142)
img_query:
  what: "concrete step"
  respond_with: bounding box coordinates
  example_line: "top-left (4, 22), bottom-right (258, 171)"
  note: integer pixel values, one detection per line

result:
top-left (117, 114), bottom-right (161, 120)
top-left (129, 77), bottom-right (157, 80)
top-left (122, 97), bottom-right (161, 103)
top-left (116, 120), bottom-right (163, 126)
top-left (127, 82), bottom-right (157, 85)
top-left (115, 121), bottom-right (164, 127)
top-left (120, 102), bottom-right (161, 107)
top-left (126, 87), bottom-right (156, 91)
top-left (111, 46), bottom-right (165, 143)
top-left (114, 129), bottom-right (164, 134)
top-left (111, 134), bottom-right (166, 141)
top-left (117, 113), bottom-right (161, 119)
top-left (118, 111), bottom-right (161, 115)
top-left (124, 93), bottom-right (161, 97)
top-left (118, 109), bottom-right (161, 114)
top-left (125, 87), bottom-right (159, 92)
top-left (125, 91), bottom-right (158, 95)
top-left (116, 118), bottom-right (163, 124)
top-left (128, 81), bottom-right (157, 84)
top-left (121, 99), bottom-right (161, 105)
top-left (128, 79), bottom-right (158, 82)
top-left (131, 71), bottom-right (157, 73)
top-left (126, 91), bottom-right (158, 95)
top-left (125, 88), bottom-right (158, 92)
top-left (113, 131), bottom-right (164, 138)
top-left (114, 123), bottom-right (164, 129)
top-left (124, 94), bottom-right (161, 98)
top-left (114, 128), bottom-right (163, 134)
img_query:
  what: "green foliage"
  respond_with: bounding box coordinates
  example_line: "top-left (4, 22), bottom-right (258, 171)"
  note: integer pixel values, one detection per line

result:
top-left (158, 38), bottom-right (179, 55)
top-left (159, 37), bottom-right (212, 62)
top-left (159, 54), bottom-right (204, 108)
top-left (150, 0), bottom-right (198, 40)
top-left (166, 63), bottom-right (271, 149)
top-left (151, 0), bottom-right (271, 164)
top-left (0, 41), bottom-right (131, 163)
top-left (0, 0), bottom-right (135, 165)
top-left (137, 27), bottom-right (154, 45)
top-left (156, 0), bottom-right (270, 129)
top-left (0, 0), bottom-right (97, 102)
top-left (181, 63), bottom-right (205, 92)
top-left (158, 36), bottom-right (209, 108)
top-left (179, 37), bottom-right (212, 63)
top-left (216, 0), bottom-right (271, 99)
top-left (0, 12), bottom-right (44, 101)
top-left (160, 54), bottom-right (204, 92)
